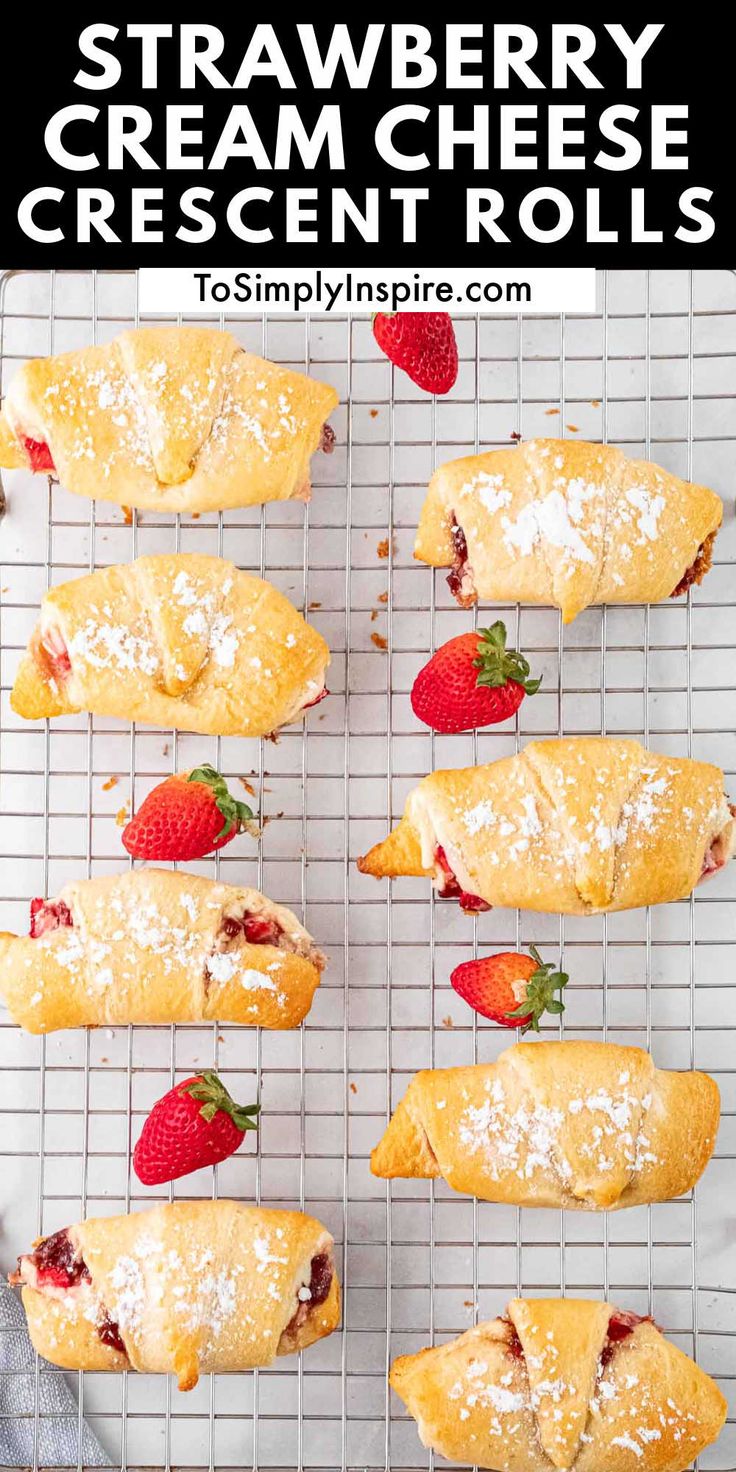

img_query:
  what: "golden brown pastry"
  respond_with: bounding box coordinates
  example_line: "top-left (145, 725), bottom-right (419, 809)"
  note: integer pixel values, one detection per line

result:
top-left (358, 737), bottom-right (736, 914)
top-left (372, 1041), bottom-right (719, 1209)
top-left (415, 439), bottom-right (722, 622)
top-left (391, 1297), bottom-right (726, 1472)
top-left (10, 553), bottom-right (330, 736)
top-left (0, 868), bottom-right (323, 1033)
top-left (11, 1200), bottom-right (340, 1389)
top-left (0, 327), bottom-right (339, 513)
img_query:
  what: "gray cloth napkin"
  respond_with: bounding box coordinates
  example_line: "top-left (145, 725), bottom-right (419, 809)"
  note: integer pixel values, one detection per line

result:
top-left (0, 1280), bottom-right (111, 1466)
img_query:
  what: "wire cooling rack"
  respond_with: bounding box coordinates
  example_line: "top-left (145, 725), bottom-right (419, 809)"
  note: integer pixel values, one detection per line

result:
top-left (0, 268), bottom-right (734, 1471)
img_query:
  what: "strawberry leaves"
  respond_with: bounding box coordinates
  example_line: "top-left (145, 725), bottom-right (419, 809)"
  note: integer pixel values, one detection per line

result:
top-left (182, 1072), bottom-right (260, 1133)
top-left (187, 764), bottom-right (255, 839)
top-left (474, 622), bottom-right (542, 696)
top-left (504, 945), bottom-right (568, 1034)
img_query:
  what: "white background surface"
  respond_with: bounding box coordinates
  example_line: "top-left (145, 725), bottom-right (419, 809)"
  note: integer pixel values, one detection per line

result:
top-left (0, 268), bottom-right (733, 1469)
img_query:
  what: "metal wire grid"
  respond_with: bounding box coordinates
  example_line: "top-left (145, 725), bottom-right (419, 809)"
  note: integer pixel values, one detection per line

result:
top-left (0, 268), bottom-right (733, 1470)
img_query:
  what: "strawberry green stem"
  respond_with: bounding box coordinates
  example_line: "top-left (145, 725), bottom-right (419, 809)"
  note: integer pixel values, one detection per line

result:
top-left (183, 1071), bottom-right (260, 1131)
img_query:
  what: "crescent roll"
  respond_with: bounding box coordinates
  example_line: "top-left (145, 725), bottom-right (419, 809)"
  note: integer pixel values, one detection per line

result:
top-left (415, 439), bottom-right (723, 623)
top-left (372, 1041), bottom-right (719, 1209)
top-left (0, 868), bottom-right (323, 1033)
top-left (357, 737), bottom-right (736, 914)
top-left (0, 326), bottom-right (339, 513)
top-left (12, 1200), bottom-right (340, 1389)
top-left (390, 1297), bottom-right (726, 1472)
top-left (10, 552), bottom-right (330, 736)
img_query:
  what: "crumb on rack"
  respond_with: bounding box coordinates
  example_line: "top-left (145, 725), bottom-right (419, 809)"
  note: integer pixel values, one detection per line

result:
top-left (378, 591), bottom-right (388, 604)
top-left (115, 804), bottom-right (130, 827)
top-left (510, 430), bottom-right (522, 441)
top-left (591, 399), bottom-right (600, 408)
top-left (377, 536), bottom-right (396, 559)
top-left (545, 407), bottom-right (559, 416)
top-left (442, 1015), bottom-right (454, 1028)
top-left (566, 423), bottom-right (580, 433)
top-left (239, 777), bottom-right (257, 797)
top-left (371, 632), bottom-right (388, 650)
top-left (350, 1081), bottom-right (358, 1094)
top-left (370, 609), bottom-right (378, 622)
top-left (370, 408), bottom-right (379, 419)
top-left (309, 600), bottom-right (322, 610)
top-left (102, 775), bottom-right (119, 791)
top-left (122, 506), bottom-right (133, 525)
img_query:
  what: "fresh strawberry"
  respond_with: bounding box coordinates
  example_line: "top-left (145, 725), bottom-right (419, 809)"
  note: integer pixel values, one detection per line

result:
top-left (450, 946), bottom-right (568, 1033)
top-left (372, 312), bottom-right (458, 394)
top-left (122, 764), bottom-right (256, 861)
top-left (411, 621), bottom-right (541, 734)
top-left (133, 1071), bottom-right (260, 1186)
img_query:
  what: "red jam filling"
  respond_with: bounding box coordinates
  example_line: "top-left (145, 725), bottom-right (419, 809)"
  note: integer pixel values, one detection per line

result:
top-left (22, 436), bottom-right (55, 473)
top-left (434, 846), bottom-right (491, 913)
top-left (26, 1229), bottom-right (90, 1289)
top-left (284, 1253), bottom-right (333, 1338)
top-left (446, 520), bottom-right (469, 600)
top-left (98, 1313), bottom-right (127, 1355)
top-left (700, 809), bottom-right (736, 880)
top-left (500, 1320), bottom-right (524, 1359)
top-left (34, 628), bottom-right (72, 682)
top-left (498, 1311), bottom-right (658, 1372)
top-left (221, 911), bottom-right (282, 947)
top-left (19, 1228), bottom-right (127, 1357)
top-left (599, 1311), bottom-right (659, 1371)
top-left (304, 686), bottom-right (329, 710)
top-left (307, 1253), bottom-right (333, 1307)
top-left (30, 898), bottom-right (74, 938)
top-left (606, 1309), bottom-right (655, 1341)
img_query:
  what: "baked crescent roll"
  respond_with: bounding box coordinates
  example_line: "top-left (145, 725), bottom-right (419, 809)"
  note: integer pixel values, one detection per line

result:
top-left (357, 737), bottom-right (736, 914)
top-left (390, 1297), bottom-right (726, 1472)
top-left (0, 868), bottom-right (323, 1033)
top-left (0, 327), bottom-right (339, 513)
top-left (10, 552), bottom-right (330, 736)
top-left (415, 439), bottom-right (722, 623)
top-left (371, 1041), bottom-right (719, 1209)
top-left (11, 1200), bottom-right (340, 1389)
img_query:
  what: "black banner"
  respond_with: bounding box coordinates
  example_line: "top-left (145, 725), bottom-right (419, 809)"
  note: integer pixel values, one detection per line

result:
top-left (2, 14), bottom-right (733, 267)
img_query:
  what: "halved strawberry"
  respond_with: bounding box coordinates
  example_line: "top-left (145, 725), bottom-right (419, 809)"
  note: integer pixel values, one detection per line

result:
top-left (133, 1071), bottom-right (260, 1186)
top-left (372, 312), bottom-right (458, 395)
top-left (450, 947), bottom-right (568, 1033)
top-left (411, 622), bottom-right (541, 734)
top-left (122, 764), bottom-right (257, 862)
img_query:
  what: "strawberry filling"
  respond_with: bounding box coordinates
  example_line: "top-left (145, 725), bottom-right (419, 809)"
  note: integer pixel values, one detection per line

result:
top-left (303, 686), bottom-right (329, 710)
top-left (22, 436), bottom-right (55, 473)
top-left (29, 898), bottom-right (74, 938)
top-left (18, 1229), bottom-right (90, 1290)
top-left (671, 531), bottom-right (716, 599)
top-left (446, 518), bottom-right (476, 607)
top-left (699, 805), bottom-right (736, 881)
top-left (98, 1313), bottom-right (127, 1355)
top-left (499, 1309), bottom-right (658, 1371)
top-left (221, 911), bottom-right (282, 947)
top-left (33, 627), bottom-right (72, 683)
top-left (283, 1252), bottom-right (333, 1338)
top-left (500, 1320), bottom-right (524, 1359)
top-left (12, 1228), bottom-right (127, 1358)
top-left (434, 846), bottom-right (491, 913)
top-left (599, 1310), bottom-right (659, 1370)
